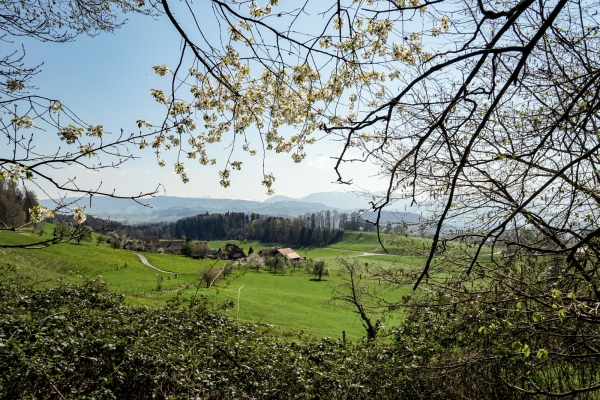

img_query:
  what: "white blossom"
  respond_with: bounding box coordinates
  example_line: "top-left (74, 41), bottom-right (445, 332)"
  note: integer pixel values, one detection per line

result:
top-left (72, 205), bottom-right (87, 225)
top-left (29, 205), bottom-right (54, 223)
top-left (262, 172), bottom-right (276, 195)
top-left (57, 124), bottom-right (83, 144)
top-left (12, 115), bottom-right (34, 128)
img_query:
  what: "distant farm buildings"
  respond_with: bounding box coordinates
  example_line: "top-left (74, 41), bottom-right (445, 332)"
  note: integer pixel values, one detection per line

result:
top-left (217, 243), bottom-right (247, 260)
top-left (139, 236), bottom-right (161, 251)
top-left (259, 247), bottom-right (305, 261)
top-left (161, 241), bottom-right (184, 254)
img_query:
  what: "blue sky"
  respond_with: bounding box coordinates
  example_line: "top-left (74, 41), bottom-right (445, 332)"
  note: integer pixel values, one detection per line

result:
top-left (11, 8), bottom-right (382, 201)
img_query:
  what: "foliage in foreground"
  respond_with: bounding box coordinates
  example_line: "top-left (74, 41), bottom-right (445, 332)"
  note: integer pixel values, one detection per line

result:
top-left (0, 280), bottom-right (401, 399)
top-left (2, 254), bottom-right (600, 399)
top-left (376, 252), bottom-right (600, 399)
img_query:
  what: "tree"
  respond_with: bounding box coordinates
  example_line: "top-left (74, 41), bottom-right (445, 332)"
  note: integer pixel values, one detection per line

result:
top-left (153, 2), bottom-right (600, 385)
top-left (222, 263), bottom-right (234, 277)
top-left (246, 252), bottom-right (264, 272)
top-left (0, 0), bottom-right (161, 248)
top-left (311, 259), bottom-right (330, 281)
top-left (199, 267), bottom-right (222, 288)
top-left (75, 225), bottom-right (93, 245)
top-left (328, 259), bottom-right (390, 341)
top-left (150, 0), bottom-right (599, 283)
top-left (265, 255), bottom-right (286, 275)
top-left (108, 231), bottom-right (125, 250)
top-left (54, 222), bottom-right (75, 241)
top-left (192, 241), bottom-right (212, 258)
top-left (303, 258), bottom-right (315, 274)
top-left (181, 238), bottom-right (194, 257)
top-left (0, 192), bottom-right (26, 229)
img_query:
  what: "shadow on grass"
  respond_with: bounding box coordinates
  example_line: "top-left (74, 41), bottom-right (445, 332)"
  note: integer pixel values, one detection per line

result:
top-left (309, 278), bottom-right (328, 282)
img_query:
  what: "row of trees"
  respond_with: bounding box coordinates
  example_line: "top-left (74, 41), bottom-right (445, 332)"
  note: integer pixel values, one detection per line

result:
top-left (174, 211), bottom-right (347, 246)
top-left (199, 254), bottom-right (330, 289)
top-left (172, 211), bottom-right (374, 245)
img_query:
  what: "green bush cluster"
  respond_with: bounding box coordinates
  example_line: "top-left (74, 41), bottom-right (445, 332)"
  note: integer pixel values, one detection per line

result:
top-left (2, 256), bottom-right (600, 399)
top-left (0, 280), bottom-right (404, 399)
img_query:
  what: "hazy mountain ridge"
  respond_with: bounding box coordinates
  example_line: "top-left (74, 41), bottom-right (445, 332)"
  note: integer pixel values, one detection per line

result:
top-left (40, 192), bottom-right (432, 226)
top-left (40, 196), bottom-right (341, 223)
top-left (264, 191), bottom-right (374, 210)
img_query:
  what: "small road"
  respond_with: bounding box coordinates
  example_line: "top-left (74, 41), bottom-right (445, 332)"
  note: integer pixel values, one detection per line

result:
top-left (315, 248), bottom-right (401, 258)
top-left (135, 253), bottom-right (178, 274)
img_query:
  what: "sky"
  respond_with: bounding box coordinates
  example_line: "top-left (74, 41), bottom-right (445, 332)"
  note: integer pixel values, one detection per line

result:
top-left (9, 6), bottom-right (384, 202)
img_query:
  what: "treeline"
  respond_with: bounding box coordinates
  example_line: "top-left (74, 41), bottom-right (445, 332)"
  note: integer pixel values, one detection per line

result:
top-left (0, 182), bottom-right (39, 228)
top-left (171, 210), bottom-right (379, 245)
top-left (173, 211), bottom-right (348, 246)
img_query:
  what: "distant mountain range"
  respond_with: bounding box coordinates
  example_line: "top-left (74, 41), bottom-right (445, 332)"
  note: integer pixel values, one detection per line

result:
top-left (264, 191), bottom-right (424, 213)
top-left (264, 191), bottom-right (372, 210)
top-left (41, 196), bottom-right (336, 224)
top-left (39, 191), bottom-right (440, 227)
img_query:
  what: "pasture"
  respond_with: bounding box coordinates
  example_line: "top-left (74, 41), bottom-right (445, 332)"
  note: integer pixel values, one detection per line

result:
top-left (0, 228), bottom-right (431, 338)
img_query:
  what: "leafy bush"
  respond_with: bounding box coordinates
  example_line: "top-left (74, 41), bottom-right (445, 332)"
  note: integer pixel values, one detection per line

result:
top-left (2, 252), bottom-right (599, 399)
top-left (0, 280), bottom-right (411, 399)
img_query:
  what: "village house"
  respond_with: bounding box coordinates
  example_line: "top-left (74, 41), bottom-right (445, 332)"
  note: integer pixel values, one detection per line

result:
top-left (259, 247), bottom-right (305, 261)
top-left (217, 243), bottom-right (247, 260)
top-left (139, 236), bottom-right (161, 251)
top-left (206, 249), bottom-right (219, 259)
top-left (161, 240), bottom-right (184, 254)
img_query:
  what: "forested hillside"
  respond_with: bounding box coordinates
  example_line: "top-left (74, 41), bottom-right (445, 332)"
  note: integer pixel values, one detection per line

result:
top-left (171, 211), bottom-right (360, 245)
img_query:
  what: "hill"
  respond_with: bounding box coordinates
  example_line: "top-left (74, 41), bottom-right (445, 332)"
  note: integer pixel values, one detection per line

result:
top-left (39, 196), bottom-right (339, 223)
top-left (39, 194), bottom-right (431, 227)
top-left (264, 191), bottom-right (370, 210)
top-left (263, 191), bottom-right (423, 212)
top-left (0, 227), bottom-right (429, 338)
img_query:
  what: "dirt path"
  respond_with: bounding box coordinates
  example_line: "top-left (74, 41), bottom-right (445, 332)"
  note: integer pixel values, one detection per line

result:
top-left (319, 248), bottom-right (400, 257)
top-left (135, 253), bottom-right (178, 274)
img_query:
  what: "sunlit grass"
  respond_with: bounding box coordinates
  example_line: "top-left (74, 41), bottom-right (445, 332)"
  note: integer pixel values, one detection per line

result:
top-left (0, 227), bottom-right (453, 339)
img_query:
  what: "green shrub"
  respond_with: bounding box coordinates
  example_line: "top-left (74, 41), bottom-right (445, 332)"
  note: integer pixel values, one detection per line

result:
top-left (0, 280), bottom-right (406, 399)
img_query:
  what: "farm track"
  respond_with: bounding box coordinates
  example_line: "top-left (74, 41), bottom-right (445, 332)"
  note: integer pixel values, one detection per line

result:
top-left (317, 248), bottom-right (400, 257)
top-left (135, 253), bottom-right (178, 274)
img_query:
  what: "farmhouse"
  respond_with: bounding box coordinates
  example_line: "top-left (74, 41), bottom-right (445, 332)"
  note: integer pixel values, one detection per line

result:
top-left (161, 240), bottom-right (184, 254)
top-left (259, 247), bottom-right (305, 261)
top-left (206, 249), bottom-right (218, 259)
top-left (217, 243), bottom-right (247, 260)
top-left (139, 236), bottom-right (161, 251)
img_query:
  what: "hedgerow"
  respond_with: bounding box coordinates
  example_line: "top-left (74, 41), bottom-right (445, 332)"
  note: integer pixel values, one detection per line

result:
top-left (0, 280), bottom-right (404, 399)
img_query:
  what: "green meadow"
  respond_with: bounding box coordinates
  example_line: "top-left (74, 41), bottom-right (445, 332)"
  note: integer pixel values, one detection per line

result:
top-left (0, 227), bottom-right (434, 338)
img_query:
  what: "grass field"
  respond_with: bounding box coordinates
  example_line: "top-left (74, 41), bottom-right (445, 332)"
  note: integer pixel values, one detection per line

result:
top-left (0, 228), bottom-right (434, 338)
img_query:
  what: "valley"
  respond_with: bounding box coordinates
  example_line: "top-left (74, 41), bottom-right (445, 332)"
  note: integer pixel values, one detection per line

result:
top-left (0, 225), bottom-right (433, 339)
